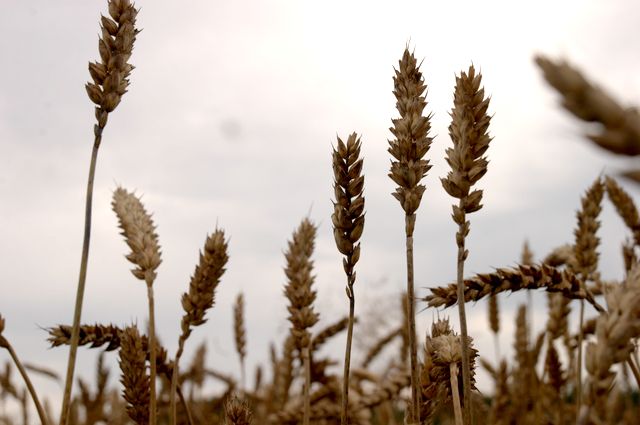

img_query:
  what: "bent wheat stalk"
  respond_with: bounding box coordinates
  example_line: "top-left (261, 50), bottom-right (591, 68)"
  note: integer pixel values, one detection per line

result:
top-left (0, 315), bottom-right (50, 425)
top-left (171, 230), bottom-right (228, 425)
top-left (60, 2), bottom-right (139, 424)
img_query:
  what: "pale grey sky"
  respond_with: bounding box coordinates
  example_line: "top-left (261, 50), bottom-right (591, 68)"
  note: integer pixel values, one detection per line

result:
top-left (1, 0), bottom-right (639, 417)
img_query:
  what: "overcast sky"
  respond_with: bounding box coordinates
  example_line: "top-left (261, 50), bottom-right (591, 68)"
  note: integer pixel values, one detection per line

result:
top-left (1, 0), bottom-right (640, 417)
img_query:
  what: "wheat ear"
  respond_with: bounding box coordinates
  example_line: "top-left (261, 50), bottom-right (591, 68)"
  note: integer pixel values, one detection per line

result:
top-left (487, 294), bottom-right (500, 361)
top-left (225, 396), bottom-right (253, 425)
top-left (171, 229), bottom-right (228, 425)
top-left (283, 218), bottom-right (319, 425)
top-left (112, 187), bottom-right (161, 425)
top-left (425, 263), bottom-right (604, 312)
top-left (572, 177), bottom-right (604, 411)
top-left (332, 132), bottom-right (365, 425)
top-left (535, 55), bottom-right (640, 157)
top-left (581, 266), bottom-right (640, 423)
top-left (388, 47), bottom-right (433, 423)
top-left (605, 175), bottom-right (640, 245)
top-left (233, 293), bottom-right (247, 392)
top-left (441, 64), bottom-right (492, 424)
top-left (0, 315), bottom-right (50, 425)
top-left (118, 325), bottom-right (150, 425)
top-left (61, 2), bottom-right (139, 423)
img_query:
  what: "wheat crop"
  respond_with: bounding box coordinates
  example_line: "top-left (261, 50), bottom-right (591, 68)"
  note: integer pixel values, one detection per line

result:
top-left (2, 2), bottom-right (640, 425)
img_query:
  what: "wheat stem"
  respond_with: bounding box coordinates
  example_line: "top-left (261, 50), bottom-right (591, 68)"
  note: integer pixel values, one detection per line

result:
top-left (60, 138), bottom-right (100, 425)
top-left (146, 282), bottom-right (157, 425)
top-left (455, 215), bottom-right (472, 425)
top-left (1, 335), bottom-right (49, 425)
top-left (302, 346), bottom-right (311, 425)
top-left (576, 299), bottom-right (585, 413)
top-left (405, 215), bottom-right (421, 423)
top-left (170, 343), bottom-right (184, 425)
top-left (450, 362), bottom-right (463, 425)
top-left (341, 291), bottom-right (355, 425)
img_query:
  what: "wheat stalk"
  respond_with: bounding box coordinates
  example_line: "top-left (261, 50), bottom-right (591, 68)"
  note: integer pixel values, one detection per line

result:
top-left (60, 2), bottom-right (139, 423)
top-left (283, 218), bottom-right (318, 425)
top-left (171, 229), bottom-right (228, 425)
top-left (572, 177), bottom-right (604, 411)
top-left (112, 186), bottom-right (161, 425)
top-left (388, 47), bottom-right (433, 423)
top-left (331, 132), bottom-right (365, 425)
top-left (441, 64), bottom-right (492, 424)
top-left (0, 315), bottom-right (50, 425)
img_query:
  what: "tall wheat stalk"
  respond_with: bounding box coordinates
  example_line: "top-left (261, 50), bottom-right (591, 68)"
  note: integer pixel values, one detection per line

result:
top-left (572, 177), bottom-right (604, 411)
top-left (388, 48), bottom-right (433, 423)
top-left (441, 65), bottom-right (492, 424)
top-left (60, 2), bottom-right (139, 424)
top-left (331, 133), bottom-right (365, 425)
top-left (283, 219), bottom-right (319, 425)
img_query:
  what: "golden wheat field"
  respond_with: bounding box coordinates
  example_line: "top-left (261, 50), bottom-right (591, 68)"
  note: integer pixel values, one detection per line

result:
top-left (2, 1), bottom-right (640, 424)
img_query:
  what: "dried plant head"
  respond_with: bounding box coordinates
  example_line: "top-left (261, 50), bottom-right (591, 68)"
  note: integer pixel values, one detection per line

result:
top-left (535, 55), bottom-right (640, 156)
top-left (283, 218), bottom-right (319, 350)
top-left (425, 264), bottom-right (601, 310)
top-left (605, 175), bottom-right (640, 245)
top-left (584, 271), bottom-right (640, 421)
top-left (521, 240), bottom-right (534, 265)
top-left (86, 0), bottom-right (139, 134)
top-left (332, 132), bottom-right (365, 287)
top-left (118, 325), bottom-right (150, 425)
top-left (488, 294), bottom-right (500, 335)
top-left (545, 342), bottom-right (566, 394)
top-left (234, 293), bottom-right (247, 363)
top-left (225, 396), bottom-right (253, 425)
top-left (181, 229), bottom-right (229, 338)
top-left (0, 314), bottom-right (6, 348)
top-left (543, 244), bottom-right (576, 268)
top-left (442, 64), bottom-right (492, 220)
top-left (573, 177), bottom-right (604, 279)
top-left (112, 187), bottom-right (162, 286)
top-left (388, 48), bottom-right (433, 226)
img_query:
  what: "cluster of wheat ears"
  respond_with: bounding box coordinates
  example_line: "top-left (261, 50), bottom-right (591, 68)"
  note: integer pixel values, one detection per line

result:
top-left (2, 1), bottom-right (640, 424)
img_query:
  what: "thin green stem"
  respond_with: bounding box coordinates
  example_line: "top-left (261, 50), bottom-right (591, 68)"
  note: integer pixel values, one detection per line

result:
top-left (4, 342), bottom-right (49, 425)
top-left (60, 134), bottom-right (101, 425)
top-left (341, 285), bottom-right (355, 425)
